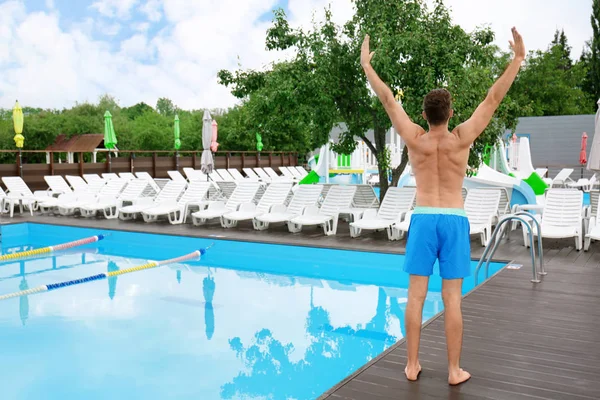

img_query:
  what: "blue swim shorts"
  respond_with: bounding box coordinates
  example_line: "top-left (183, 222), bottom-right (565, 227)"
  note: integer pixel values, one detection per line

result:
top-left (403, 207), bottom-right (471, 280)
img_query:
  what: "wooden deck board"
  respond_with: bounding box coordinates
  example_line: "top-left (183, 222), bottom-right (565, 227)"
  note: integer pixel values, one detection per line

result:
top-left (2, 213), bottom-right (600, 399)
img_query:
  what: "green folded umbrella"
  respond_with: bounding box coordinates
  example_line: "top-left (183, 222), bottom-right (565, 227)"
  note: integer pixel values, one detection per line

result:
top-left (103, 111), bottom-right (118, 149)
top-left (256, 132), bottom-right (263, 152)
top-left (174, 114), bottom-right (181, 150)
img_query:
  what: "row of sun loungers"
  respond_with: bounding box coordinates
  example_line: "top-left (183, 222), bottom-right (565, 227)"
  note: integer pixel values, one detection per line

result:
top-left (1, 170), bottom-right (599, 250)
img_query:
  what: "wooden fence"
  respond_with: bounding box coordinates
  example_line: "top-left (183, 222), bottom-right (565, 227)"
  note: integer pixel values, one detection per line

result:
top-left (0, 150), bottom-right (299, 191)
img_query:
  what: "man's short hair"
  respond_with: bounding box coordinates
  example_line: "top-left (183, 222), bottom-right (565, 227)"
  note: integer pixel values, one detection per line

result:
top-left (423, 89), bottom-right (452, 126)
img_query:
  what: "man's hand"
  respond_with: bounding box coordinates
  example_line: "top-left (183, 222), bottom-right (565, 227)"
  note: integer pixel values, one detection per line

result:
top-left (509, 27), bottom-right (525, 61)
top-left (455, 27), bottom-right (525, 145)
top-left (361, 35), bottom-right (375, 69)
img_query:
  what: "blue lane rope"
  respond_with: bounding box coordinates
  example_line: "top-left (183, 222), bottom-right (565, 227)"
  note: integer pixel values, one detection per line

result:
top-left (0, 248), bottom-right (208, 301)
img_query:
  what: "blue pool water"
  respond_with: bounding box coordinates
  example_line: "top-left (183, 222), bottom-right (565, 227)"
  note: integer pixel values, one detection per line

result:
top-left (0, 223), bottom-right (505, 400)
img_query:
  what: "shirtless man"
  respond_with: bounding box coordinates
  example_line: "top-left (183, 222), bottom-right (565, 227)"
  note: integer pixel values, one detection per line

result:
top-left (361, 27), bottom-right (525, 385)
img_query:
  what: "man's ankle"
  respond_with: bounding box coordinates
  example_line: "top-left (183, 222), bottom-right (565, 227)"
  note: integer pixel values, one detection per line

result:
top-left (448, 364), bottom-right (461, 374)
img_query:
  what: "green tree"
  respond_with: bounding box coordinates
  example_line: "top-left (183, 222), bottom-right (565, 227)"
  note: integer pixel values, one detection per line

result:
top-left (218, 49), bottom-right (338, 154)
top-left (156, 97), bottom-right (176, 116)
top-left (510, 31), bottom-right (594, 116)
top-left (122, 102), bottom-right (155, 120)
top-left (97, 94), bottom-right (120, 114)
top-left (590, 0), bottom-right (600, 102)
top-left (213, 105), bottom-right (255, 151)
top-left (551, 29), bottom-right (572, 70)
top-left (127, 110), bottom-right (172, 150)
top-left (241, 0), bottom-right (519, 199)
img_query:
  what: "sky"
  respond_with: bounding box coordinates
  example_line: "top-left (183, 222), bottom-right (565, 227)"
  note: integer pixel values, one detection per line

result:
top-left (0, 0), bottom-right (594, 111)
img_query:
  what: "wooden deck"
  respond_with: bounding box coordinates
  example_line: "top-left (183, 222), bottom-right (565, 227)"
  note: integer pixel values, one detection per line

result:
top-left (3, 214), bottom-right (600, 399)
top-left (319, 235), bottom-right (600, 399)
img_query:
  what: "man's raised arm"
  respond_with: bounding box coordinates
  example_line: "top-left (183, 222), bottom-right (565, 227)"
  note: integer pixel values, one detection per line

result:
top-left (456, 27), bottom-right (526, 145)
top-left (361, 35), bottom-right (421, 142)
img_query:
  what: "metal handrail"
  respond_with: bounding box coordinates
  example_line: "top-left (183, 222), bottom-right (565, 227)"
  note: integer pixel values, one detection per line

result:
top-left (514, 211), bottom-right (546, 276)
top-left (474, 212), bottom-right (545, 284)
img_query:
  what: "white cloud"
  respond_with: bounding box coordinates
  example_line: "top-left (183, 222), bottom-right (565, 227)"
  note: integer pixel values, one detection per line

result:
top-left (436, 0), bottom-right (592, 59)
top-left (91, 0), bottom-right (139, 20)
top-left (0, 0), bottom-right (594, 112)
top-left (102, 22), bottom-right (121, 36)
top-left (140, 0), bottom-right (162, 22)
top-left (133, 22), bottom-right (150, 33)
top-left (120, 34), bottom-right (153, 60)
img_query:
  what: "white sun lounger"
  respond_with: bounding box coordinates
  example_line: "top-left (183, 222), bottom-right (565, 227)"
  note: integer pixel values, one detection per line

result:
top-left (521, 188), bottom-right (584, 250)
top-left (216, 169), bottom-right (236, 182)
top-left (65, 175), bottom-right (91, 192)
top-left (134, 171), bottom-right (161, 193)
top-left (118, 180), bottom-right (187, 220)
top-left (0, 187), bottom-right (13, 215)
top-left (585, 190), bottom-right (600, 250)
top-left (118, 172), bottom-right (136, 181)
top-left (294, 166), bottom-right (309, 178)
top-left (343, 184), bottom-right (381, 221)
top-left (550, 168), bottom-right (575, 188)
top-left (465, 188), bottom-right (502, 246)
top-left (264, 167), bottom-right (294, 183)
top-left (228, 168), bottom-right (252, 181)
top-left (253, 184), bottom-right (323, 230)
top-left (191, 182), bottom-right (261, 225)
top-left (243, 168), bottom-right (262, 181)
top-left (44, 176), bottom-right (73, 196)
top-left (220, 182), bottom-right (293, 228)
top-left (278, 167), bottom-right (298, 181)
top-left (280, 166), bottom-right (300, 179)
top-left (102, 173), bottom-right (119, 181)
top-left (2, 176), bottom-right (53, 202)
top-left (253, 168), bottom-right (274, 183)
top-left (57, 178), bottom-right (127, 216)
top-left (79, 178), bottom-right (150, 219)
top-left (350, 187), bottom-right (416, 240)
top-left (38, 179), bottom-right (107, 214)
top-left (1, 176), bottom-right (53, 213)
top-left (167, 170), bottom-right (187, 182)
top-left (263, 167), bottom-right (280, 180)
top-left (287, 185), bottom-right (357, 236)
top-left (0, 185), bottom-right (35, 217)
top-left (83, 174), bottom-right (105, 184)
top-left (141, 181), bottom-right (212, 224)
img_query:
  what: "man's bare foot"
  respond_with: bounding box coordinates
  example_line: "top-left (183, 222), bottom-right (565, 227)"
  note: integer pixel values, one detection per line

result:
top-left (448, 368), bottom-right (471, 386)
top-left (404, 364), bottom-right (422, 381)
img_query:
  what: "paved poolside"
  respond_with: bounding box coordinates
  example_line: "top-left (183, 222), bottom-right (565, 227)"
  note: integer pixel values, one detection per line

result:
top-left (3, 213), bottom-right (600, 399)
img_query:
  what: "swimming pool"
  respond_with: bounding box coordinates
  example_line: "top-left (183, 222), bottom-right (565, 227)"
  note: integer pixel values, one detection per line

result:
top-left (0, 223), bottom-right (506, 400)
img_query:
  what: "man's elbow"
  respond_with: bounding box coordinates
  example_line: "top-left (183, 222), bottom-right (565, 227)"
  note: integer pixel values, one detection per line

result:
top-left (381, 93), bottom-right (396, 109)
top-left (485, 90), bottom-right (502, 108)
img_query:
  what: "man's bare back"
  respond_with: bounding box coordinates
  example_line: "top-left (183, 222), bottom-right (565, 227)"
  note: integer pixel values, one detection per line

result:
top-left (406, 127), bottom-right (470, 209)
top-left (360, 27), bottom-right (525, 386)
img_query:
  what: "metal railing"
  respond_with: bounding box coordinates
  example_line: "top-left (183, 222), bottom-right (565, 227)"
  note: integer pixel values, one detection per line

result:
top-left (475, 211), bottom-right (546, 284)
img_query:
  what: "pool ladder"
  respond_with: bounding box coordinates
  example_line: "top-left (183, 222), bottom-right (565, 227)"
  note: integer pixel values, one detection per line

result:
top-left (474, 211), bottom-right (546, 285)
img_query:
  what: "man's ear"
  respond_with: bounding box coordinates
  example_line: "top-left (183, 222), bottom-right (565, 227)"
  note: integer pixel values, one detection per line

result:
top-left (422, 111), bottom-right (427, 121)
top-left (449, 109), bottom-right (454, 118)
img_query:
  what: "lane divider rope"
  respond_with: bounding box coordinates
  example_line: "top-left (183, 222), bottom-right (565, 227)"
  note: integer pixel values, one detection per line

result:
top-left (0, 249), bottom-right (206, 301)
top-left (0, 234), bottom-right (105, 262)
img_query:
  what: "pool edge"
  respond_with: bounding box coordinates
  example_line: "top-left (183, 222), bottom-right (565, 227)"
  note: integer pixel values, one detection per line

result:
top-left (1, 220), bottom-right (513, 264)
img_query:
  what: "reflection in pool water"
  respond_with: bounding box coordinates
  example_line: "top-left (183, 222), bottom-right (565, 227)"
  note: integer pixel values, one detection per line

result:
top-left (0, 223), bottom-right (503, 400)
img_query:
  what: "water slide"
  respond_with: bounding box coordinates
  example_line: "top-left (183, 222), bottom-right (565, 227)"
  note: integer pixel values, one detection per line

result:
top-left (464, 136), bottom-right (547, 207)
top-left (305, 142), bottom-right (365, 184)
